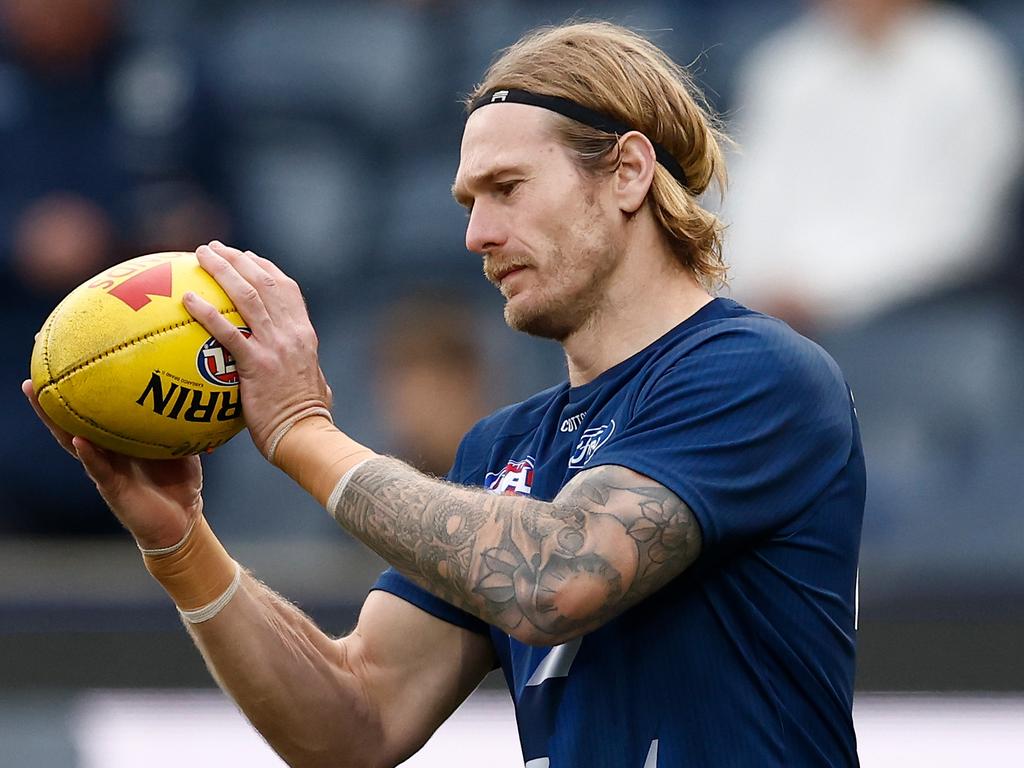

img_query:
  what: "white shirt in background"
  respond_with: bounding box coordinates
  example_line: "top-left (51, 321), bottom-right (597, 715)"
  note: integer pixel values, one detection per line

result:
top-left (723, 4), bottom-right (1024, 328)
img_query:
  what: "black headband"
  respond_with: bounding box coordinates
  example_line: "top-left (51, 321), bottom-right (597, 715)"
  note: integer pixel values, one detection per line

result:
top-left (469, 88), bottom-right (688, 188)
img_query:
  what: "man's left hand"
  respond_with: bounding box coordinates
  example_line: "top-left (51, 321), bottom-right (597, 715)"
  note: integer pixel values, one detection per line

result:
top-left (184, 241), bottom-right (333, 462)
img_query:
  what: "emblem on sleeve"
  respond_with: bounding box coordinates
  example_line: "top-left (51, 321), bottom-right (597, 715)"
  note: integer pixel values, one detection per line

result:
top-left (568, 420), bottom-right (616, 468)
top-left (485, 456), bottom-right (535, 496)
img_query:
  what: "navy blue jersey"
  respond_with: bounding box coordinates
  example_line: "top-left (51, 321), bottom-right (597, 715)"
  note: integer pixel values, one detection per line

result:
top-left (374, 298), bottom-right (865, 767)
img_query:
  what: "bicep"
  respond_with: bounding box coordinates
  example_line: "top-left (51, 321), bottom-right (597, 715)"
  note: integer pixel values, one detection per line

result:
top-left (553, 464), bottom-right (703, 610)
top-left (468, 464), bottom-right (703, 646)
top-left (343, 590), bottom-right (497, 765)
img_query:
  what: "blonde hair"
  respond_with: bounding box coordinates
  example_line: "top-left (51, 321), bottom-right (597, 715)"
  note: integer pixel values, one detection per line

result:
top-left (468, 21), bottom-right (730, 289)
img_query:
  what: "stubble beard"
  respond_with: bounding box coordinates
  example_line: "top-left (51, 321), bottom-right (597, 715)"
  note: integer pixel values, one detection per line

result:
top-left (498, 176), bottom-right (620, 341)
top-left (502, 236), bottom-right (620, 342)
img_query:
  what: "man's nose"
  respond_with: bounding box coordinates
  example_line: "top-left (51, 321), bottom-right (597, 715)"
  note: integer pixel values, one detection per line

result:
top-left (465, 203), bottom-right (507, 254)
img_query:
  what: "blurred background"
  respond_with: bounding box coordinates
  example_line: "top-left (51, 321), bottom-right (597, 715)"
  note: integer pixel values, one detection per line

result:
top-left (1, 0), bottom-right (1022, 764)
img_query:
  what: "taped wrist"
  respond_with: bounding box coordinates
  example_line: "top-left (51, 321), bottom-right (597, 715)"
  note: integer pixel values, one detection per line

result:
top-left (325, 456), bottom-right (386, 520)
top-left (266, 405), bottom-right (333, 465)
top-left (141, 514), bottom-right (241, 623)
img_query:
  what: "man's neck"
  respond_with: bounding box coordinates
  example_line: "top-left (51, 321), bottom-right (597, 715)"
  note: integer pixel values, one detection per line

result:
top-left (562, 252), bottom-right (712, 387)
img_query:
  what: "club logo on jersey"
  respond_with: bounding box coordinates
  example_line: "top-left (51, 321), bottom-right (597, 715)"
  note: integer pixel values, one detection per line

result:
top-left (197, 328), bottom-right (251, 386)
top-left (568, 420), bottom-right (616, 468)
top-left (485, 456), bottom-right (535, 496)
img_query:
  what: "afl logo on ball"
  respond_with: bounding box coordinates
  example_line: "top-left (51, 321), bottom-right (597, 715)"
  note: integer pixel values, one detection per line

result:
top-left (197, 328), bottom-right (251, 386)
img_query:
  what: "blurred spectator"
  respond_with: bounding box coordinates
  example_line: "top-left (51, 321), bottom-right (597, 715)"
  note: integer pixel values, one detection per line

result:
top-left (0, 0), bottom-right (229, 536)
top-left (199, 293), bottom-right (502, 541)
top-left (373, 295), bottom-right (491, 477)
top-left (723, 0), bottom-right (1024, 336)
top-left (720, 0), bottom-right (1024, 600)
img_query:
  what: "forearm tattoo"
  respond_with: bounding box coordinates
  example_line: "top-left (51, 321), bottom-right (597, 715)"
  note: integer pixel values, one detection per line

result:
top-left (334, 458), bottom-right (702, 641)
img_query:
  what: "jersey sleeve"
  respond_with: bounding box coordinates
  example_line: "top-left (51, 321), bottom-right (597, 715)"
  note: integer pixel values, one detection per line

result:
top-left (587, 321), bottom-right (856, 551)
top-left (370, 568), bottom-right (491, 636)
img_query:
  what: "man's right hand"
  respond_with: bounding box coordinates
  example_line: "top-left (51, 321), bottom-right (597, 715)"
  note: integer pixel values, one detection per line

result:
top-left (21, 380), bottom-right (202, 550)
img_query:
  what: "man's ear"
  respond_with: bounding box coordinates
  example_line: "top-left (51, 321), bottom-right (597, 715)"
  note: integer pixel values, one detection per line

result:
top-left (614, 131), bottom-right (657, 214)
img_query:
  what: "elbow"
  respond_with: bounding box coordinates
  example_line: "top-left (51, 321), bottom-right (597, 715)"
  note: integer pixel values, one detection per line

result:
top-left (257, 714), bottom-right (386, 768)
top-left (290, 749), bottom-right (390, 768)
top-left (267, 717), bottom-right (394, 768)
top-left (281, 744), bottom-right (370, 768)
top-left (507, 580), bottom-right (618, 647)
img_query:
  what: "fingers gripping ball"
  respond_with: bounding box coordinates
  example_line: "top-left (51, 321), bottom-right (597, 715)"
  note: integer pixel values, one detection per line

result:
top-left (30, 252), bottom-right (248, 459)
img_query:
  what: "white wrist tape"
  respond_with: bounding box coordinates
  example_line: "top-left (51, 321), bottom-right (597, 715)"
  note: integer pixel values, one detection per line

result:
top-left (178, 562), bottom-right (244, 624)
top-left (325, 457), bottom-right (378, 519)
top-left (266, 406), bottom-right (333, 464)
top-left (141, 514), bottom-right (239, 616)
top-left (137, 517), bottom-right (198, 557)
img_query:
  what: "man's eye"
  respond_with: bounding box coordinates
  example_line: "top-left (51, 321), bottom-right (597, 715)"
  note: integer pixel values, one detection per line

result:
top-left (498, 181), bottom-right (520, 197)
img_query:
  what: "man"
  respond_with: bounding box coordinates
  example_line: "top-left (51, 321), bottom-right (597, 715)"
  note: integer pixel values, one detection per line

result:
top-left (724, 0), bottom-right (1024, 335)
top-left (25, 22), bottom-right (865, 767)
top-left (372, 295), bottom-right (491, 477)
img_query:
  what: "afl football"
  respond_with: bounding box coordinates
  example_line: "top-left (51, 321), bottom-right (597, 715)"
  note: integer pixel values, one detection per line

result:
top-left (30, 251), bottom-right (248, 459)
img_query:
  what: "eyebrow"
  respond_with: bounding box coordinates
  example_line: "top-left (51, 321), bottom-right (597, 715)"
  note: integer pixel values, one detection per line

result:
top-left (451, 165), bottom-right (529, 208)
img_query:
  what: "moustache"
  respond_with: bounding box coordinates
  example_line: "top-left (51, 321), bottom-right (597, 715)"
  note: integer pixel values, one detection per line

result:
top-left (483, 257), bottom-right (532, 285)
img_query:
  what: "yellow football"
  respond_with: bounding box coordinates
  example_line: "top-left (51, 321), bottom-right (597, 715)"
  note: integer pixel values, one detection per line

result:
top-left (30, 251), bottom-right (248, 459)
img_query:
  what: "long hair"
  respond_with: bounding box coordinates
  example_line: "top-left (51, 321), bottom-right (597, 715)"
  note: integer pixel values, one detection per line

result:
top-left (468, 21), bottom-right (730, 289)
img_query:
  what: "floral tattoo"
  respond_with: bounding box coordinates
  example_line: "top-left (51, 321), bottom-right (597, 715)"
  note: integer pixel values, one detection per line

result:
top-left (334, 458), bottom-right (702, 642)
